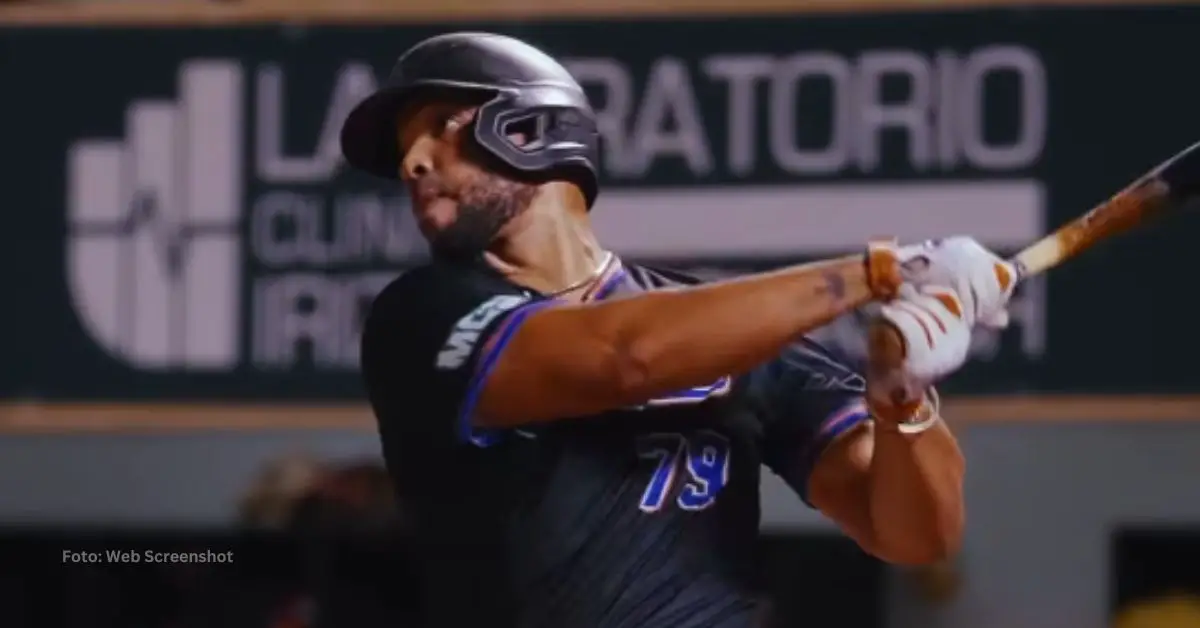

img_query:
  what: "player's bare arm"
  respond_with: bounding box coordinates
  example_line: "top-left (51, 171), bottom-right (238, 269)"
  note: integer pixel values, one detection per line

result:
top-left (807, 239), bottom-right (1015, 565)
top-left (479, 252), bottom-right (900, 426)
top-left (746, 336), bottom-right (966, 567)
top-left (807, 409), bottom-right (965, 566)
top-left (822, 138), bottom-right (1200, 556)
top-left (801, 139), bottom-right (1200, 564)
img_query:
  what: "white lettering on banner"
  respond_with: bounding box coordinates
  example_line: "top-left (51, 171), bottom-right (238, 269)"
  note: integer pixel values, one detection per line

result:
top-left (565, 45), bottom-right (1048, 178)
top-left (568, 45), bottom-right (1050, 361)
top-left (246, 60), bottom-right (426, 368)
top-left (768, 52), bottom-right (852, 174)
top-left (564, 58), bottom-right (634, 174)
top-left (252, 273), bottom-right (394, 369)
top-left (436, 295), bottom-right (528, 370)
top-left (255, 62), bottom-right (379, 183)
top-left (244, 62), bottom-right (427, 369)
top-left (626, 57), bottom-right (714, 176)
top-left (250, 191), bottom-right (420, 267)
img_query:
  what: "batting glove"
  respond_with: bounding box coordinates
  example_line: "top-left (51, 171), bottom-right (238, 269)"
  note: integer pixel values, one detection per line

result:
top-left (866, 283), bottom-right (970, 426)
top-left (885, 236), bottom-right (1018, 329)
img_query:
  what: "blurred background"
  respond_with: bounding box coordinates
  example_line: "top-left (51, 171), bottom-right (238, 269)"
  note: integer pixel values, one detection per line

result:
top-left (3, 0), bottom-right (1200, 626)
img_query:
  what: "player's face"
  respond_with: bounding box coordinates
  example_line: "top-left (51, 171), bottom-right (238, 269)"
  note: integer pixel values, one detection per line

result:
top-left (396, 97), bottom-right (536, 260)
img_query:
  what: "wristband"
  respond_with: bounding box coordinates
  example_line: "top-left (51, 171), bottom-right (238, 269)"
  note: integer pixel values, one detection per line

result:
top-left (864, 239), bottom-right (903, 301)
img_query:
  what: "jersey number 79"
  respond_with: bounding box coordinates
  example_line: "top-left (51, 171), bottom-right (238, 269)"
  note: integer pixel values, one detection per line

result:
top-left (636, 431), bottom-right (731, 513)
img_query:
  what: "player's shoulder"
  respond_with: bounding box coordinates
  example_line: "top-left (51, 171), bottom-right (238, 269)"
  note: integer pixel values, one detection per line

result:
top-left (362, 261), bottom-right (527, 371)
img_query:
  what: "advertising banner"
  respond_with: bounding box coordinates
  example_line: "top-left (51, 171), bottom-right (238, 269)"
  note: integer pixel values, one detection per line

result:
top-left (4, 7), bottom-right (1200, 400)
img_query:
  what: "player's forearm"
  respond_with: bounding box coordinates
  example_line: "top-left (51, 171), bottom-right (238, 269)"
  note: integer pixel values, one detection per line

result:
top-left (609, 256), bottom-right (876, 399)
top-left (865, 420), bottom-right (965, 566)
top-left (481, 252), bottom-right (896, 424)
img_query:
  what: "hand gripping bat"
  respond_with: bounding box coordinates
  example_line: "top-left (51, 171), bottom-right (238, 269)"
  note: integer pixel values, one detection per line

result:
top-left (870, 140), bottom-right (1200, 377)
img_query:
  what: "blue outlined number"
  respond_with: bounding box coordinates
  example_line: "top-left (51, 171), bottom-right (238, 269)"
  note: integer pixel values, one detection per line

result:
top-left (637, 431), bottom-right (731, 513)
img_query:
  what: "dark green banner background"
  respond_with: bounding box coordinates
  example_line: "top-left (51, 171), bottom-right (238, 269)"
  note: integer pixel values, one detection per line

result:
top-left (4, 7), bottom-right (1200, 400)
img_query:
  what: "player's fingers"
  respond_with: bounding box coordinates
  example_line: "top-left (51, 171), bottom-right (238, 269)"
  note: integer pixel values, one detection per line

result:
top-left (915, 285), bottom-right (966, 322)
top-left (881, 298), bottom-right (944, 351)
top-left (967, 259), bottom-right (1015, 326)
top-left (979, 309), bottom-right (1011, 330)
top-left (994, 261), bottom-right (1017, 296)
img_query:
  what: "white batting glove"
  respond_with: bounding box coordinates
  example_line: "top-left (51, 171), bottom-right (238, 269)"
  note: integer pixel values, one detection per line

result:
top-left (886, 236), bottom-right (1018, 329)
top-left (866, 284), bottom-right (971, 423)
top-left (881, 284), bottom-right (972, 382)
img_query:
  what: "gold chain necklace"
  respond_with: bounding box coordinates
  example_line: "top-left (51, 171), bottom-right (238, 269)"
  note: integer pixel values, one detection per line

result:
top-left (546, 251), bottom-right (615, 298)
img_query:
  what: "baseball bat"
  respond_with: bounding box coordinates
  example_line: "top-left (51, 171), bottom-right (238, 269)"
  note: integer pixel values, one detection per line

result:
top-left (869, 140), bottom-right (1200, 382)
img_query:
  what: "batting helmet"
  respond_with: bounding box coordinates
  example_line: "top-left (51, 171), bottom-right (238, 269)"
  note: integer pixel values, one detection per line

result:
top-left (339, 32), bottom-right (601, 208)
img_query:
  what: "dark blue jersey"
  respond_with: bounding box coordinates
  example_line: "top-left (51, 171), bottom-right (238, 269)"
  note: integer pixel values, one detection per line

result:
top-left (360, 258), bottom-right (869, 628)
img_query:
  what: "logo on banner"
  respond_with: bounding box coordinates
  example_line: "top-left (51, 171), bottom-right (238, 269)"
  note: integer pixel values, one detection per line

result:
top-left (65, 59), bottom-right (426, 372)
top-left (67, 61), bottom-right (245, 370)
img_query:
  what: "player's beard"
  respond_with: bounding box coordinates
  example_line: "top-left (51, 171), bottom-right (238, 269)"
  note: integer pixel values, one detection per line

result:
top-left (430, 172), bottom-right (536, 262)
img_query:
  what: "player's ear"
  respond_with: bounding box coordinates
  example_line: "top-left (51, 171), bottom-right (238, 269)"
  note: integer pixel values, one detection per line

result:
top-left (444, 106), bottom-right (477, 136)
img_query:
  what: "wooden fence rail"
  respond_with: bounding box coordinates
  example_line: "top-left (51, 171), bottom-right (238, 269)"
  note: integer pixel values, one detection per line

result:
top-left (2, 0), bottom-right (1199, 25)
top-left (0, 396), bottom-right (1197, 433)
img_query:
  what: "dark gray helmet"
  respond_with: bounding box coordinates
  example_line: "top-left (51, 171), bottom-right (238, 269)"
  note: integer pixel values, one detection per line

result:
top-left (339, 32), bottom-right (601, 207)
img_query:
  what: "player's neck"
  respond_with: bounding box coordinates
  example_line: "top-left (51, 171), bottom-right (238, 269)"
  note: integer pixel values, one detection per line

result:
top-left (484, 187), bottom-right (606, 297)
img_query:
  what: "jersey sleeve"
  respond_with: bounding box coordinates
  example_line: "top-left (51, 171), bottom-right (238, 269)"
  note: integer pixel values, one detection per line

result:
top-left (360, 264), bottom-right (553, 448)
top-left (742, 338), bottom-right (870, 506)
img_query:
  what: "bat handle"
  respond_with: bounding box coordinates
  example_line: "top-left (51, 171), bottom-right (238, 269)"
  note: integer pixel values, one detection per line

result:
top-left (1009, 258), bottom-right (1030, 283)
